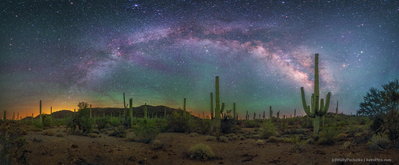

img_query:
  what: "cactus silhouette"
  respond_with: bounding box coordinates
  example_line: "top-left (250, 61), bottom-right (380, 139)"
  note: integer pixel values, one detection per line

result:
top-left (335, 101), bottom-right (339, 114)
top-left (183, 98), bottom-right (187, 112)
top-left (246, 110), bottom-right (249, 120)
top-left (294, 109), bottom-right (296, 118)
top-left (89, 104), bottom-right (92, 119)
top-left (3, 111), bottom-right (6, 120)
top-left (300, 53), bottom-right (331, 134)
top-left (277, 111), bottom-right (280, 119)
top-left (233, 102), bottom-right (236, 120)
top-left (39, 100), bottom-right (43, 126)
top-left (210, 92), bottom-right (214, 119)
top-left (269, 106), bottom-right (273, 119)
top-left (263, 111), bottom-right (265, 119)
top-left (144, 103), bottom-right (148, 119)
top-left (253, 112), bottom-right (256, 120)
top-left (214, 76), bottom-right (221, 137)
top-left (129, 98), bottom-right (133, 127)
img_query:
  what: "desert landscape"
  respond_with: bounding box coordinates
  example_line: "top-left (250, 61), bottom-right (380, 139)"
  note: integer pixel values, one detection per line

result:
top-left (1, 1), bottom-right (399, 165)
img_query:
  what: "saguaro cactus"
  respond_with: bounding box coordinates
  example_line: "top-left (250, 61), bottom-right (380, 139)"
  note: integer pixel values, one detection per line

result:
top-left (129, 98), bottom-right (133, 127)
top-left (214, 76), bottom-right (221, 136)
top-left (263, 111), bottom-right (265, 119)
top-left (39, 100), bottom-right (43, 126)
top-left (144, 103), bottom-right (148, 119)
top-left (183, 98), bottom-right (187, 112)
top-left (269, 106), bottom-right (273, 119)
top-left (89, 104), bottom-right (92, 119)
top-left (277, 111), bottom-right (280, 119)
top-left (335, 101), bottom-right (339, 114)
top-left (3, 111), bottom-right (6, 120)
top-left (253, 112), bottom-right (256, 120)
top-left (246, 111), bottom-right (249, 120)
top-left (294, 109), bottom-right (296, 118)
top-left (300, 53), bottom-right (331, 134)
top-left (210, 92), bottom-right (214, 119)
top-left (233, 102), bottom-right (236, 120)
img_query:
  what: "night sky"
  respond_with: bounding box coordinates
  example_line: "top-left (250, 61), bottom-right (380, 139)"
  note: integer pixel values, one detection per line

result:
top-left (1, 0), bottom-right (398, 118)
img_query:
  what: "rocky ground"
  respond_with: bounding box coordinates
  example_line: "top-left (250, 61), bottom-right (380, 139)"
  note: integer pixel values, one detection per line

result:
top-left (8, 127), bottom-right (399, 165)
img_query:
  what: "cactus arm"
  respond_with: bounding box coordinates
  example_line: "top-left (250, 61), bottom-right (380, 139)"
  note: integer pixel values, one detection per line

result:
top-left (323, 92), bottom-right (331, 113)
top-left (300, 87), bottom-right (308, 110)
top-left (319, 98), bottom-right (324, 115)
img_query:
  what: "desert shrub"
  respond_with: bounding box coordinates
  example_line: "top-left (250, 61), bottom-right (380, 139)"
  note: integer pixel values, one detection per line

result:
top-left (205, 135), bottom-right (217, 141)
top-left (341, 141), bottom-right (352, 149)
top-left (42, 115), bottom-right (54, 127)
top-left (384, 109), bottom-right (399, 144)
top-left (221, 117), bottom-right (239, 134)
top-left (41, 130), bottom-right (55, 136)
top-left (133, 119), bottom-right (160, 143)
top-left (218, 136), bottom-right (228, 143)
top-left (317, 127), bottom-right (339, 145)
top-left (109, 127), bottom-right (126, 138)
top-left (243, 120), bottom-right (260, 128)
top-left (301, 117), bottom-right (313, 129)
top-left (108, 117), bottom-right (121, 127)
top-left (166, 112), bottom-right (190, 132)
top-left (368, 134), bottom-right (391, 150)
top-left (96, 117), bottom-right (110, 131)
top-left (0, 121), bottom-right (27, 165)
top-left (195, 119), bottom-right (212, 134)
top-left (256, 139), bottom-right (265, 145)
top-left (151, 140), bottom-right (164, 150)
top-left (282, 135), bottom-right (301, 143)
top-left (187, 143), bottom-right (215, 160)
top-left (291, 138), bottom-right (306, 153)
top-left (284, 128), bottom-right (307, 135)
top-left (370, 114), bottom-right (385, 134)
top-left (267, 136), bottom-right (282, 143)
top-left (370, 110), bottom-right (399, 144)
top-left (66, 109), bottom-right (93, 135)
top-left (259, 121), bottom-right (277, 139)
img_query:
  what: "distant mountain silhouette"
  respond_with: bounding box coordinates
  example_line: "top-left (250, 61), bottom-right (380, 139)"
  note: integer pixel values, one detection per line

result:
top-left (24, 105), bottom-right (192, 119)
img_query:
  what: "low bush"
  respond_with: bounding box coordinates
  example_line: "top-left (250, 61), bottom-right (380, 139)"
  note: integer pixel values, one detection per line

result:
top-left (95, 117), bottom-right (110, 131)
top-left (259, 121), bottom-right (277, 139)
top-left (109, 127), bottom-right (126, 138)
top-left (368, 134), bottom-right (391, 150)
top-left (166, 112), bottom-right (190, 132)
top-left (187, 143), bottom-right (215, 160)
top-left (66, 109), bottom-right (92, 135)
top-left (133, 119), bottom-right (160, 143)
top-left (317, 127), bottom-right (339, 145)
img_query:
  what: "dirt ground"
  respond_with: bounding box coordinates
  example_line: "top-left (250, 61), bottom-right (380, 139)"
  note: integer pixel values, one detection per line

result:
top-left (9, 127), bottom-right (399, 165)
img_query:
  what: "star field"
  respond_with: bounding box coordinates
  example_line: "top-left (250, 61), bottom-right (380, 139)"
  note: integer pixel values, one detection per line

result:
top-left (1, 0), bottom-right (398, 117)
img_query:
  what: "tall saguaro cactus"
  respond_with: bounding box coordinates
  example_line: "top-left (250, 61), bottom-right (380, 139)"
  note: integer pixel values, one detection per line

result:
top-left (246, 111), bottom-right (249, 120)
top-left (39, 100), bottom-right (43, 126)
top-left (269, 106), bottom-right (273, 119)
top-left (233, 102), bottom-right (236, 120)
top-left (183, 98), bottom-right (187, 111)
top-left (210, 92), bottom-right (214, 119)
top-left (300, 53), bottom-right (331, 134)
top-left (3, 111), bottom-right (6, 120)
top-left (89, 104), bottom-right (92, 119)
top-left (129, 98), bottom-right (133, 127)
top-left (294, 109), bottom-right (296, 118)
top-left (214, 76), bottom-right (221, 136)
top-left (144, 103), bottom-right (148, 119)
top-left (335, 101), bottom-right (339, 114)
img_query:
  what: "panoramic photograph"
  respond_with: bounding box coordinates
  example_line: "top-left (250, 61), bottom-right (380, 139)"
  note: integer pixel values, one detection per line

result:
top-left (0, 0), bottom-right (398, 164)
